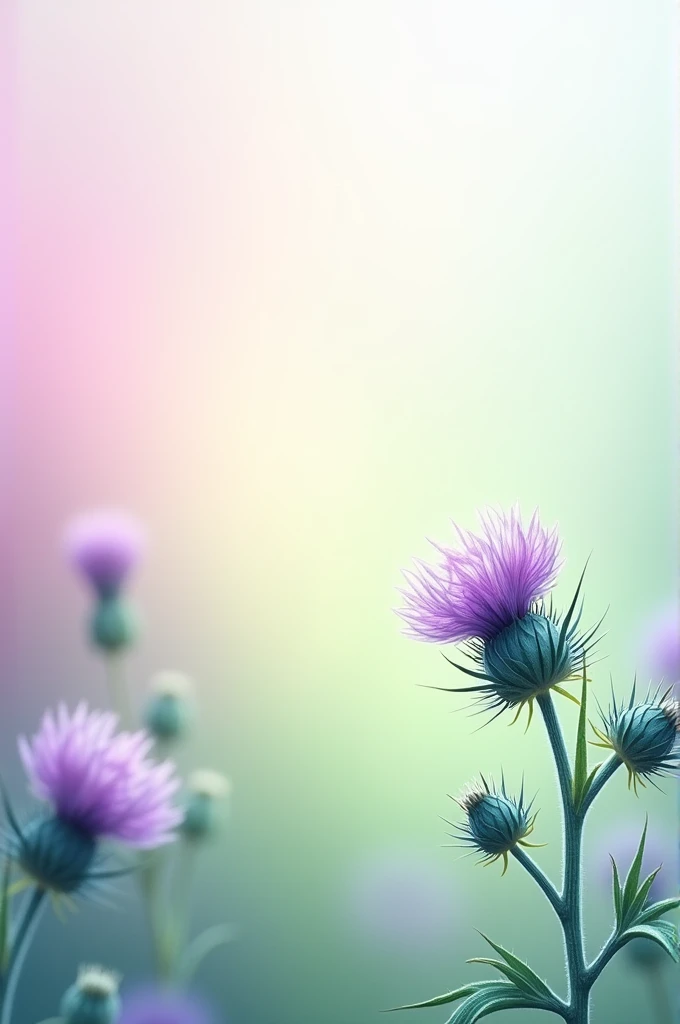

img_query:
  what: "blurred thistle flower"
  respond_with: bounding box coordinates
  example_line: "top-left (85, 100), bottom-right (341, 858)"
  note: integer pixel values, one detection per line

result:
top-left (60, 965), bottom-right (121, 1024)
top-left (397, 507), bottom-right (602, 723)
top-left (640, 603), bottom-right (680, 689)
top-left (143, 671), bottom-right (194, 743)
top-left (14, 704), bottom-right (181, 894)
top-left (447, 775), bottom-right (541, 875)
top-left (591, 684), bottom-right (679, 793)
top-left (66, 511), bottom-right (145, 599)
top-left (66, 511), bottom-right (144, 654)
top-left (119, 986), bottom-right (216, 1024)
top-left (181, 770), bottom-right (231, 842)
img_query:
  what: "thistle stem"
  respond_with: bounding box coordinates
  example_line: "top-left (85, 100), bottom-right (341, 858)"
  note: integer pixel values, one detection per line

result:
top-left (579, 755), bottom-right (621, 816)
top-left (104, 652), bottom-right (132, 728)
top-left (537, 693), bottom-right (589, 1024)
top-left (511, 847), bottom-right (563, 919)
top-left (0, 887), bottom-right (45, 1024)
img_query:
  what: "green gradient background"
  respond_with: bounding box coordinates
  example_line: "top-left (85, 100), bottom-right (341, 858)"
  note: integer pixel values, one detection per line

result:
top-left (11, 1), bottom-right (679, 1022)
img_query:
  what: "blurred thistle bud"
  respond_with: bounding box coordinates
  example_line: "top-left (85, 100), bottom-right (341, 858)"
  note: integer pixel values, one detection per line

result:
top-left (452, 776), bottom-right (539, 875)
top-left (60, 965), bottom-right (121, 1024)
top-left (90, 595), bottom-right (138, 654)
top-left (593, 685), bottom-right (679, 792)
top-left (181, 770), bottom-right (231, 842)
top-left (143, 672), bottom-right (193, 742)
top-left (19, 815), bottom-right (97, 893)
top-left (66, 511), bottom-right (145, 600)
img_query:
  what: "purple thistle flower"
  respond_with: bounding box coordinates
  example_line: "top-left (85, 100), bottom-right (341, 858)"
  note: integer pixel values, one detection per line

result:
top-left (19, 704), bottom-right (182, 848)
top-left (66, 511), bottom-right (145, 598)
top-left (119, 987), bottom-right (217, 1024)
top-left (397, 506), bottom-right (562, 644)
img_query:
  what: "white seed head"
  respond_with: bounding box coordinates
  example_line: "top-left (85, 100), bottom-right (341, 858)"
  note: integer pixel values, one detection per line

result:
top-left (661, 697), bottom-right (680, 732)
top-left (76, 965), bottom-right (121, 997)
top-left (149, 670), bottom-right (194, 699)
top-left (455, 780), bottom-right (488, 813)
top-left (189, 769), bottom-right (231, 799)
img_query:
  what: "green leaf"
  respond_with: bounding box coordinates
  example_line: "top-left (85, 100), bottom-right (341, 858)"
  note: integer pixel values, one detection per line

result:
top-left (178, 923), bottom-right (236, 985)
top-left (0, 857), bottom-right (11, 972)
top-left (621, 921), bottom-right (680, 963)
top-left (637, 897), bottom-right (680, 925)
top-left (621, 821), bottom-right (647, 920)
top-left (627, 867), bottom-right (662, 922)
top-left (384, 983), bottom-right (488, 1012)
top-left (572, 660), bottom-right (589, 807)
top-left (611, 856), bottom-right (622, 926)
top-left (444, 983), bottom-right (549, 1024)
top-left (473, 934), bottom-right (554, 999)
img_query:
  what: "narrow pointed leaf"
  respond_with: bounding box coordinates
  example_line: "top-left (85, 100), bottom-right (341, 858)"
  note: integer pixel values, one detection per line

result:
top-left (636, 897), bottom-right (680, 925)
top-left (611, 857), bottom-right (622, 926)
top-left (385, 983), bottom-right (490, 1011)
top-left (0, 857), bottom-right (11, 973)
top-left (443, 983), bottom-right (549, 1024)
top-left (622, 821), bottom-right (647, 918)
top-left (572, 661), bottom-right (589, 807)
top-left (476, 934), bottom-right (553, 999)
top-left (627, 867), bottom-right (662, 923)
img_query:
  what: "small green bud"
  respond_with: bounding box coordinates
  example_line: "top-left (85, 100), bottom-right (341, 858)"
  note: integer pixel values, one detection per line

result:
top-left (143, 672), bottom-right (193, 742)
top-left (454, 777), bottom-right (538, 874)
top-left (89, 596), bottom-right (137, 653)
top-left (181, 770), bottom-right (231, 842)
top-left (60, 966), bottom-right (121, 1024)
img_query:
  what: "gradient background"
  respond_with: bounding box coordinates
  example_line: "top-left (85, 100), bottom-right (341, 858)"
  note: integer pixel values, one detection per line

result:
top-left (6, 1), bottom-right (679, 1022)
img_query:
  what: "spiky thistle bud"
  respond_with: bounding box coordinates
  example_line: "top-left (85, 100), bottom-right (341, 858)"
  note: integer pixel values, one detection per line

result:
top-left (449, 777), bottom-right (540, 875)
top-left (60, 965), bottom-right (121, 1024)
top-left (181, 770), bottom-right (231, 842)
top-left (593, 685), bottom-right (679, 792)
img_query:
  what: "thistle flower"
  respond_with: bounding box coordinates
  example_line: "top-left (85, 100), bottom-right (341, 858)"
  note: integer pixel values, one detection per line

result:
top-left (397, 507), bottom-right (601, 721)
top-left (641, 603), bottom-right (680, 690)
top-left (591, 684), bottom-right (679, 792)
top-left (66, 512), bottom-right (145, 599)
top-left (15, 704), bottom-right (182, 893)
top-left (60, 965), bottom-right (121, 1024)
top-left (144, 671), bottom-right (194, 742)
top-left (181, 770), bottom-right (231, 842)
top-left (447, 776), bottom-right (541, 875)
top-left (119, 987), bottom-right (215, 1024)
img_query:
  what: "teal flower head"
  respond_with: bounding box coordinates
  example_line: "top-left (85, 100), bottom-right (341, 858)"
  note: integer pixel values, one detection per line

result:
top-left (592, 683), bottom-right (679, 793)
top-left (448, 776), bottom-right (542, 875)
top-left (397, 507), bottom-right (603, 724)
top-left (60, 966), bottom-right (121, 1024)
top-left (143, 671), bottom-right (194, 743)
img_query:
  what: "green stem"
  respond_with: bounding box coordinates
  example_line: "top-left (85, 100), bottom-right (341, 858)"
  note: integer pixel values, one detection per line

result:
top-left (579, 755), bottom-right (621, 816)
top-left (138, 849), bottom-right (174, 981)
top-left (537, 693), bottom-right (588, 1024)
top-left (104, 652), bottom-right (132, 727)
top-left (511, 847), bottom-right (564, 920)
top-left (0, 888), bottom-right (45, 1024)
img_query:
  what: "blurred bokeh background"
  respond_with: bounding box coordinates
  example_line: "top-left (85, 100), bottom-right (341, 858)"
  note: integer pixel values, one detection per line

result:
top-left (5, 1), bottom-right (678, 1021)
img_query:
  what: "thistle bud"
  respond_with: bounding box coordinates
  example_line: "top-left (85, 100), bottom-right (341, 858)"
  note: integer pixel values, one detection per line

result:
top-left (482, 612), bottom-right (574, 706)
top-left (90, 595), bottom-right (138, 653)
top-left (19, 815), bottom-right (97, 894)
top-left (60, 965), bottom-right (121, 1024)
top-left (143, 672), bottom-right (193, 742)
top-left (596, 691), bottom-right (679, 789)
top-left (454, 777), bottom-right (538, 874)
top-left (181, 770), bottom-right (231, 842)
